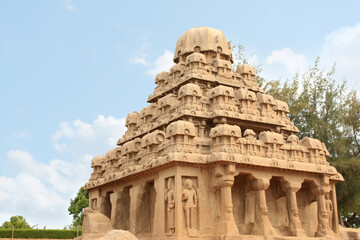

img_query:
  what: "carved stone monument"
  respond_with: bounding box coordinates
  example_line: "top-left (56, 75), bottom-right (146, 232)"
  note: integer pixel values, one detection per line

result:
top-left (83, 27), bottom-right (359, 239)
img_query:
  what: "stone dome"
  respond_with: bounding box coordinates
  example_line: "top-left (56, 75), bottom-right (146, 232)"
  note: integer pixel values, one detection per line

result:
top-left (236, 64), bottom-right (256, 76)
top-left (91, 155), bottom-right (105, 168)
top-left (173, 27), bottom-right (232, 63)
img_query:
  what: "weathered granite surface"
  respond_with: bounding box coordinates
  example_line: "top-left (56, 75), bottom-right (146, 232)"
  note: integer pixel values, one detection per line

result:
top-left (82, 27), bottom-right (358, 240)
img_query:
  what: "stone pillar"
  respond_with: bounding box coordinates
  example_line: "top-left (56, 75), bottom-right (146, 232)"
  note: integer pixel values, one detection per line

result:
top-left (281, 181), bottom-right (306, 236)
top-left (215, 164), bottom-right (239, 236)
top-left (315, 190), bottom-right (330, 237)
top-left (153, 178), bottom-right (161, 237)
top-left (129, 185), bottom-right (142, 234)
top-left (330, 183), bottom-right (339, 235)
top-left (109, 192), bottom-right (118, 228)
top-left (174, 166), bottom-right (184, 237)
top-left (251, 178), bottom-right (275, 236)
top-left (312, 177), bottom-right (333, 237)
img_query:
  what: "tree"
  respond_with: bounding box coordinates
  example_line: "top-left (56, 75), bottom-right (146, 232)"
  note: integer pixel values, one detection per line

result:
top-left (342, 90), bottom-right (360, 159)
top-left (1, 215), bottom-right (32, 229)
top-left (232, 43), bottom-right (360, 227)
top-left (333, 158), bottom-right (360, 227)
top-left (68, 186), bottom-right (89, 227)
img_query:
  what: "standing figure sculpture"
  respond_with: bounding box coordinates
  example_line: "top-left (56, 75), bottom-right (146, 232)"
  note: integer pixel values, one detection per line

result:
top-left (165, 178), bottom-right (175, 235)
top-left (182, 179), bottom-right (198, 233)
top-left (326, 193), bottom-right (334, 231)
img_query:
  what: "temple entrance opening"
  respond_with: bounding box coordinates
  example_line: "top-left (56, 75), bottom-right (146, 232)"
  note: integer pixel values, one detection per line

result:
top-left (265, 177), bottom-right (289, 235)
top-left (103, 191), bottom-right (113, 219)
top-left (232, 174), bottom-right (254, 234)
top-left (117, 186), bottom-right (131, 230)
top-left (297, 181), bottom-right (318, 237)
top-left (136, 181), bottom-right (156, 235)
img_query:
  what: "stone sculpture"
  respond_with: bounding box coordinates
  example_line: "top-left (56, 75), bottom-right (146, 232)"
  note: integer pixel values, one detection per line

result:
top-left (83, 27), bottom-right (360, 239)
top-left (164, 178), bottom-right (175, 235)
top-left (326, 193), bottom-right (334, 231)
top-left (182, 179), bottom-right (198, 235)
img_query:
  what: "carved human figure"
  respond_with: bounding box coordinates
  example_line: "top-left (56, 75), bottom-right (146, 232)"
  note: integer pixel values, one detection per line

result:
top-left (182, 179), bottom-right (198, 230)
top-left (326, 193), bottom-right (334, 231)
top-left (315, 192), bottom-right (331, 236)
top-left (165, 178), bottom-right (175, 234)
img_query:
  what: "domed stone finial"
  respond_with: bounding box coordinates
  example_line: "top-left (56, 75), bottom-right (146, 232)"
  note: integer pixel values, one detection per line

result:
top-left (236, 64), bottom-right (256, 81)
top-left (173, 27), bottom-right (232, 64)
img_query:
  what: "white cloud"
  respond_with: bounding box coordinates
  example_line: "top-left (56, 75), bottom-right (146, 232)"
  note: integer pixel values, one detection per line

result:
top-left (130, 51), bottom-right (149, 67)
top-left (52, 115), bottom-right (126, 158)
top-left (131, 50), bottom-right (174, 77)
top-left (146, 50), bottom-right (174, 76)
top-left (64, 0), bottom-right (75, 11)
top-left (321, 22), bottom-right (360, 91)
top-left (266, 48), bottom-right (308, 74)
top-left (0, 115), bottom-right (127, 229)
top-left (131, 57), bottom-right (149, 66)
top-left (0, 172), bottom-right (70, 229)
top-left (50, 115), bottom-right (126, 192)
top-left (262, 23), bottom-right (360, 91)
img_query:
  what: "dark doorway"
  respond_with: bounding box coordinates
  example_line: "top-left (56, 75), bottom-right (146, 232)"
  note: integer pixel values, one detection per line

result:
top-left (136, 181), bottom-right (156, 235)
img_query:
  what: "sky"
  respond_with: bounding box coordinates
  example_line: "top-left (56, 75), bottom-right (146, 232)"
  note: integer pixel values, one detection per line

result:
top-left (0, 0), bottom-right (360, 229)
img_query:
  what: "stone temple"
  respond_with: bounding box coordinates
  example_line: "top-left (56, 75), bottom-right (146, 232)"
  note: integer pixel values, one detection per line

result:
top-left (82, 27), bottom-right (358, 240)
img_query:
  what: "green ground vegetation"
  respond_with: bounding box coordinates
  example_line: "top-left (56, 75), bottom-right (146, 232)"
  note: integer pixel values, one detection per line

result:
top-left (0, 216), bottom-right (82, 239)
top-left (0, 229), bottom-right (82, 239)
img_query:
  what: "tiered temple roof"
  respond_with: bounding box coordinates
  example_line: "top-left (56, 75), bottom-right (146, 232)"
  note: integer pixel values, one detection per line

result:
top-left (85, 27), bottom-right (342, 191)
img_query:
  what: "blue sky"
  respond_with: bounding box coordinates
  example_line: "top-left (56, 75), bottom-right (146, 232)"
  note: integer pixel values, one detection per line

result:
top-left (0, 0), bottom-right (360, 229)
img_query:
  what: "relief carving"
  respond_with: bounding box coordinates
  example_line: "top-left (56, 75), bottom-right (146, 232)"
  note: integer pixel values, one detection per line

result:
top-left (326, 193), bottom-right (334, 232)
top-left (182, 178), bottom-right (198, 235)
top-left (165, 177), bottom-right (175, 235)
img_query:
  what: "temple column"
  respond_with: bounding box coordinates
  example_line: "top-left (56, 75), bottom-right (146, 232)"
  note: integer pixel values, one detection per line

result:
top-left (251, 177), bottom-right (276, 236)
top-left (281, 181), bottom-right (306, 236)
top-left (312, 176), bottom-right (333, 237)
top-left (174, 166), bottom-right (184, 237)
top-left (152, 178), bottom-right (161, 237)
top-left (330, 182), bottom-right (339, 234)
top-left (109, 192), bottom-right (118, 228)
top-left (314, 190), bottom-right (330, 237)
top-left (214, 164), bottom-right (239, 235)
top-left (129, 185), bottom-right (142, 234)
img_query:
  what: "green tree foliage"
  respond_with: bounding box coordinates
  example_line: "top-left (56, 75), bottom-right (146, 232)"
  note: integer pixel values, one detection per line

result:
top-left (288, 59), bottom-right (348, 159)
top-left (342, 90), bottom-right (360, 159)
top-left (68, 186), bottom-right (89, 227)
top-left (333, 158), bottom-right (360, 227)
top-left (0, 216), bottom-right (32, 229)
top-left (232, 43), bottom-right (360, 227)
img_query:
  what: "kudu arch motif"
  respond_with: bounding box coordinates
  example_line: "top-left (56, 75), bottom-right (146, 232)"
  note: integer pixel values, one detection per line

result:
top-left (83, 27), bottom-right (356, 240)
